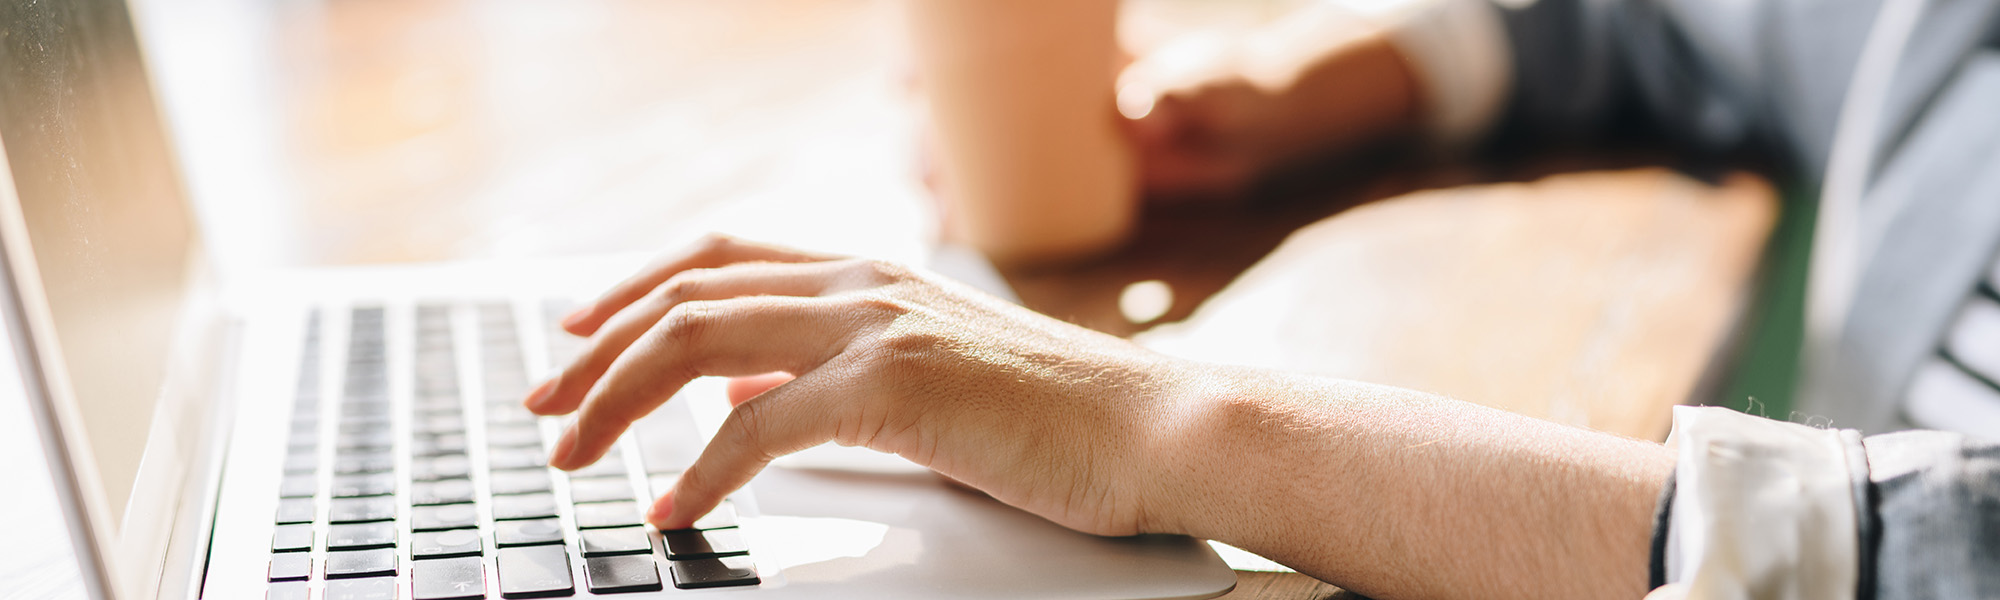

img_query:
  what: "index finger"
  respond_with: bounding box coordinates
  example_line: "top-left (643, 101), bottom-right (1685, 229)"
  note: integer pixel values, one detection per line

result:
top-left (560, 234), bottom-right (840, 336)
top-left (550, 295), bottom-right (863, 471)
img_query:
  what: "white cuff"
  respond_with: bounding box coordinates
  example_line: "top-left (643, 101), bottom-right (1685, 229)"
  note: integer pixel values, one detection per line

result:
top-left (1663, 406), bottom-right (1862, 600)
top-left (1334, 0), bottom-right (1513, 149)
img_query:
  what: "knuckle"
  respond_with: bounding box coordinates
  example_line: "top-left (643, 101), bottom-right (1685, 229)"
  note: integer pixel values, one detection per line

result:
top-left (836, 258), bottom-right (914, 286)
top-left (654, 271), bottom-right (709, 305)
top-left (845, 291), bottom-right (911, 319)
top-left (862, 259), bottom-right (913, 283)
top-left (657, 301), bottom-right (720, 349)
top-left (693, 232), bottom-right (738, 256)
top-left (862, 330), bottom-right (947, 380)
top-left (725, 400), bottom-right (780, 462)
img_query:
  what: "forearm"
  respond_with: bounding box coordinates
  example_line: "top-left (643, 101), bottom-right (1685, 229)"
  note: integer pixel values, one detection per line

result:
top-left (1145, 364), bottom-right (1672, 600)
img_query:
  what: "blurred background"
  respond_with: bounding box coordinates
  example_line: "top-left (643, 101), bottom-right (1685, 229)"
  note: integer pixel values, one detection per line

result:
top-left (129, 0), bottom-right (1779, 447)
top-left (133, 0), bottom-right (1304, 272)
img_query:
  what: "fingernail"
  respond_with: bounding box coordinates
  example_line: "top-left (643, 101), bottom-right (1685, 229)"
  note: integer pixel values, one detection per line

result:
top-left (549, 427), bottom-right (579, 469)
top-left (523, 378), bottom-right (557, 412)
top-left (560, 308), bottom-right (589, 330)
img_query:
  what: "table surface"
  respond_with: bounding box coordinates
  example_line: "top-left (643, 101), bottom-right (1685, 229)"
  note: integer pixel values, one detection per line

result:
top-left (132, 0), bottom-right (1777, 598)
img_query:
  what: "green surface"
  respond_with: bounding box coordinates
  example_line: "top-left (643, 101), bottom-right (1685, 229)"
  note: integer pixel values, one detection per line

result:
top-left (1713, 182), bottom-right (1818, 420)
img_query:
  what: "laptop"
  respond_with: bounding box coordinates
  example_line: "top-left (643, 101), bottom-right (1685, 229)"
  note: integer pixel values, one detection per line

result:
top-left (0, 1), bottom-right (1237, 599)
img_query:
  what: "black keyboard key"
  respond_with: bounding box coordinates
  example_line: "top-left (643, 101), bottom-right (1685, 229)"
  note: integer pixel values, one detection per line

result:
top-left (567, 454), bottom-right (627, 479)
top-left (334, 451), bottom-right (394, 475)
top-left (327, 522), bottom-right (397, 550)
top-left (412, 503), bottom-right (480, 531)
top-left (486, 387), bottom-right (528, 403)
top-left (585, 554), bottom-right (663, 594)
top-left (272, 524), bottom-right (313, 552)
top-left (668, 555), bottom-right (759, 589)
top-left (278, 475), bottom-right (316, 499)
top-left (491, 493), bottom-right (557, 521)
top-left (492, 516), bottom-right (564, 552)
top-left (341, 402), bottom-right (391, 419)
top-left (494, 518), bottom-right (564, 547)
top-left (325, 549), bottom-right (397, 579)
top-left (414, 433), bottom-right (468, 457)
top-left (566, 477), bottom-right (633, 504)
top-left (337, 430), bottom-right (395, 451)
top-left (269, 553), bottom-right (312, 581)
top-left (415, 414), bottom-right (466, 435)
top-left (579, 526), bottom-right (652, 556)
top-left (497, 545), bottom-right (574, 599)
top-left (487, 447), bottom-right (545, 470)
top-left (489, 470), bottom-right (552, 495)
top-left (413, 454), bottom-right (472, 481)
top-left (283, 453), bottom-right (318, 475)
top-left (413, 398), bottom-right (461, 414)
top-left (413, 556), bottom-right (485, 600)
top-left (274, 498), bottom-right (315, 524)
top-left (486, 425), bottom-right (544, 448)
top-left (324, 576), bottom-right (397, 600)
top-left (268, 580), bottom-right (309, 600)
top-left (486, 408), bottom-right (536, 426)
top-left (332, 473), bottom-right (395, 498)
top-left (412, 479), bottom-right (476, 505)
top-left (413, 529), bottom-right (484, 559)
top-left (572, 501), bottom-right (640, 529)
top-left (329, 496), bottom-right (397, 523)
top-left (662, 528), bottom-right (747, 559)
top-left (691, 502), bottom-right (738, 530)
top-left (338, 414), bottom-right (391, 433)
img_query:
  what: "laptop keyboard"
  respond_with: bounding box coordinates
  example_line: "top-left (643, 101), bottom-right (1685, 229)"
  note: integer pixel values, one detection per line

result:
top-left (266, 303), bottom-right (759, 599)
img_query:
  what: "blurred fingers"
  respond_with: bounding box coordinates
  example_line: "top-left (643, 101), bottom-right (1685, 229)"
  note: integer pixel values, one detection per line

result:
top-left (531, 260), bottom-right (858, 416)
top-left (560, 234), bottom-right (839, 336)
top-left (550, 296), bottom-right (865, 470)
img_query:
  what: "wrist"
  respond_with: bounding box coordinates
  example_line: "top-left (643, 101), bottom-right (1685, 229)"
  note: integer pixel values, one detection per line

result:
top-left (1131, 364), bottom-right (1357, 546)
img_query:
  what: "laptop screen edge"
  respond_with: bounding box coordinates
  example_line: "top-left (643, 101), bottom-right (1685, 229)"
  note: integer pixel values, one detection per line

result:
top-left (0, 132), bottom-right (122, 600)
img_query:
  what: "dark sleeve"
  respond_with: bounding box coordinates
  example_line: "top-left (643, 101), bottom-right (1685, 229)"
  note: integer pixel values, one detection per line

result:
top-left (1492, 0), bottom-right (2000, 178)
top-left (1487, 0), bottom-right (1883, 175)
top-left (1862, 430), bottom-right (2000, 599)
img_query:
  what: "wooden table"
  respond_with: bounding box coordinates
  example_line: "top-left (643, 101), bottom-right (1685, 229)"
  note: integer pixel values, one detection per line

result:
top-left (134, 0), bottom-right (1777, 597)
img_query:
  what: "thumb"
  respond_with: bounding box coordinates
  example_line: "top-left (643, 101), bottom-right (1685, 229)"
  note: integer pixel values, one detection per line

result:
top-left (1644, 583), bottom-right (1690, 600)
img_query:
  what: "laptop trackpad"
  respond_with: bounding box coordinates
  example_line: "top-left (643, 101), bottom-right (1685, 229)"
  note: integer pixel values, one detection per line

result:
top-left (745, 467), bottom-right (1237, 599)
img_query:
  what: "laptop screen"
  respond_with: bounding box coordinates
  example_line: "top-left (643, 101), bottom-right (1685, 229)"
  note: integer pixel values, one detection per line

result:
top-left (0, 0), bottom-right (198, 524)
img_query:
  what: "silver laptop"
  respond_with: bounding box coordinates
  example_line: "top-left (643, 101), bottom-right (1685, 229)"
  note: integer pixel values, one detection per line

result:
top-left (0, 2), bottom-right (1236, 598)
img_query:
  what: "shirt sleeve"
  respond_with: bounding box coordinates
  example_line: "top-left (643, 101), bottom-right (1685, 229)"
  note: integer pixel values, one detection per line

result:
top-left (1332, 0), bottom-right (1514, 149)
top-left (1651, 406), bottom-right (2000, 598)
top-left (1658, 405), bottom-right (1866, 599)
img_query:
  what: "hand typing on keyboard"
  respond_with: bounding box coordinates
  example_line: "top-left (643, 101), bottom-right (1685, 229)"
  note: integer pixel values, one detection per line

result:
top-left (527, 234), bottom-right (1184, 538)
top-left (527, 234), bottom-right (1679, 600)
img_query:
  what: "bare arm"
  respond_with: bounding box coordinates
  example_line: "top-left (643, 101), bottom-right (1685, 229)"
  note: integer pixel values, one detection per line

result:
top-left (537, 236), bottom-right (1670, 600)
top-left (1147, 366), bottom-right (1671, 599)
